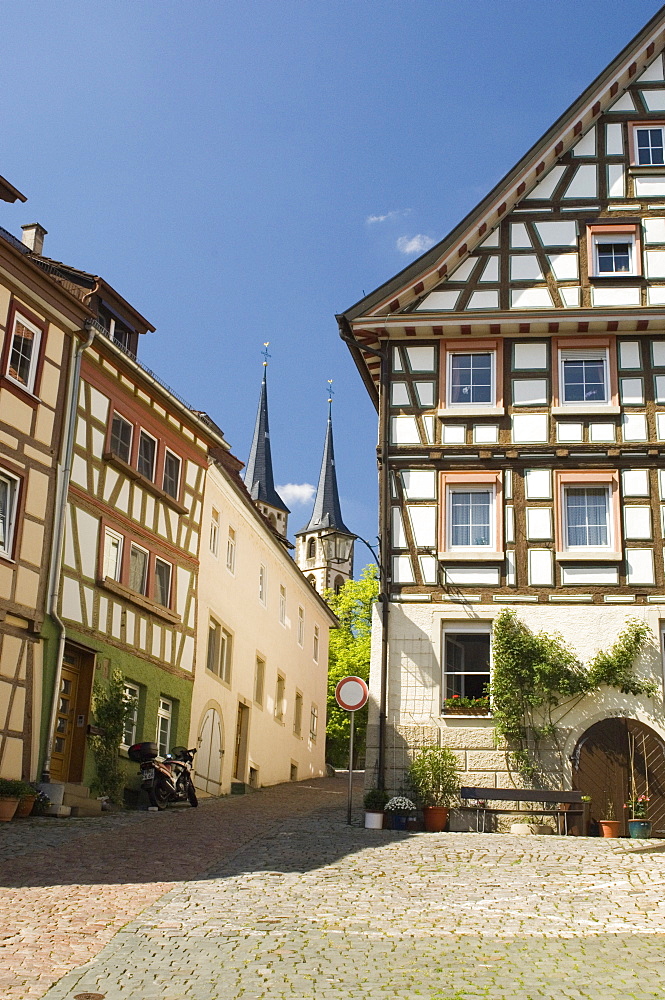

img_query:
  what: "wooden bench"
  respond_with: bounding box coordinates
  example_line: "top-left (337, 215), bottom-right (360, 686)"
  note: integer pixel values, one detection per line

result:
top-left (459, 786), bottom-right (590, 835)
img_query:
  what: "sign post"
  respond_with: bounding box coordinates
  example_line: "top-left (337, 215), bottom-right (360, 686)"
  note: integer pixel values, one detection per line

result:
top-left (334, 676), bottom-right (369, 825)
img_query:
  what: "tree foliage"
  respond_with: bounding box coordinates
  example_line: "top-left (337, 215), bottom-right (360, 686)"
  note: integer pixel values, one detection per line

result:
top-left (323, 565), bottom-right (379, 767)
top-left (491, 610), bottom-right (656, 782)
top-left (88, 669), bottom-right (135, 803)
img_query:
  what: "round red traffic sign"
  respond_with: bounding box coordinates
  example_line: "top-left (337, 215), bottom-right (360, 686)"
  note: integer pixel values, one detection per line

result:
top-left (335, 676), bottom-right (369, 712)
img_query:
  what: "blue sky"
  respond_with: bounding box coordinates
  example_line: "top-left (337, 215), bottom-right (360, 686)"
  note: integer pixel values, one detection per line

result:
top-left (0, 0), bottom-right (662, 569)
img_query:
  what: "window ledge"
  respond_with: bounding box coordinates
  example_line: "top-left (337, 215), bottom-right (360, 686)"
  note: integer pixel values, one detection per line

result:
top-left (629, 164), bottom-right (665, 174)
top-left (439, 552), bottom-right (504, 562)
top-left (98, 576), bottom-right (181, 623)
top-left (551, 405), bottom-right (620, 415)
top-left (438, 406), bottom-right (505, 417)
top-left (555, 551), bottom-right (622, 562)
top-left (103, 452), bottom-right (188, 515)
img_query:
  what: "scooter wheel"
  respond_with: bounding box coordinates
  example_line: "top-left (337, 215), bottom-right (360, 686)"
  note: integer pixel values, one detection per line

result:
top-left (148, 779), bottom-right (171, 810)
top-left (187, 781), bottom-right (198, 807)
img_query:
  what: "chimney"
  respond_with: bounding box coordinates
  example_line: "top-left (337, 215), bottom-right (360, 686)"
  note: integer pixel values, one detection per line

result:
top-left (21, 223), bottom-right (47, 255)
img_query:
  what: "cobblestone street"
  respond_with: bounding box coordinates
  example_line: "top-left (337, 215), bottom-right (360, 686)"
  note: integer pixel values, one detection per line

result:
top-left (3, 775), bottom-right (665, 1000)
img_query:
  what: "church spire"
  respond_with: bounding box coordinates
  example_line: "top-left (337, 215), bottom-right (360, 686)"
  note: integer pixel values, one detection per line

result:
top-left (244, 346), bottom-right (289, 534)
top-left (301, 386), bottom-right (350, 534)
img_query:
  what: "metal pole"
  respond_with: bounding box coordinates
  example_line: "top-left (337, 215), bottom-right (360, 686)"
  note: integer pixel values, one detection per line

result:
top-left (347, 710), bottom-right (355, 825)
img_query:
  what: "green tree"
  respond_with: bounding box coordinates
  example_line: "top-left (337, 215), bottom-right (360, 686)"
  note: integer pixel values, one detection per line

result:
top-left (88, 669), bottom-right (135, 804)
top-left (323, 565), bottom-right (379, 767)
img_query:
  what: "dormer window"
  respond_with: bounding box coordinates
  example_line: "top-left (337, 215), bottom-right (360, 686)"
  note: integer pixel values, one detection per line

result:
top-left (586, 224), bottom-right (641, 278)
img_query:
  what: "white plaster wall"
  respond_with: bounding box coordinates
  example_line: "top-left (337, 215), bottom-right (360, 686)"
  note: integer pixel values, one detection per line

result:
top-left (190, 462), bottom-right (333, 792)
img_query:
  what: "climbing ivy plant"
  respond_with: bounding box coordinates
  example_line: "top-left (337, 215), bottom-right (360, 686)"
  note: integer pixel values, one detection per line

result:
top-left (491, 610), bottom-right (656, 782)
top-left (88, 669), bottom-right (135, 804)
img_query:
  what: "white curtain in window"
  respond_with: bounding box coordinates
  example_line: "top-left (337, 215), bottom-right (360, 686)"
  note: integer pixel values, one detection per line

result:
top-left (566, 487), bottom-right (608, 546)
top-left (451, 490), bottom-right (491, 546)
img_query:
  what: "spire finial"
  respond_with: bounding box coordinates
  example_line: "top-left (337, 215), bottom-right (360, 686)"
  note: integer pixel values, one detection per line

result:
top-left (262, 341), bottom-right (271, 368)
top-left (327, 379), bottom-right (334, 416)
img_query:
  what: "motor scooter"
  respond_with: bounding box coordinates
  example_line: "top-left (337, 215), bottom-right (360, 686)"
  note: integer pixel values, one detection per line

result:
top-left (128, 742), bottom-right (198, 810)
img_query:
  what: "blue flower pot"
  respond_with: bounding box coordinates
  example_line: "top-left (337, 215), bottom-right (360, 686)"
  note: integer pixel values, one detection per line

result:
top-left (391, 814), bottom-right (408, 831)
top-left (628, 819), bottom-right (652, 839)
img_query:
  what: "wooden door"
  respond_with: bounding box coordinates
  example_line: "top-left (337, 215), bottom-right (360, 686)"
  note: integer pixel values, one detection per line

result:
top-left (194, 708), bottom-right (223, 795)
top-left (50, 659), bottom-right (79, 782)
top-left (233, 703), bottom-right (249, 781)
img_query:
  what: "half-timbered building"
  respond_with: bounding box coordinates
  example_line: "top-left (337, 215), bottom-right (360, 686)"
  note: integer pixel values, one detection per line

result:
top-left (340, 9), bottom-right (665, 831)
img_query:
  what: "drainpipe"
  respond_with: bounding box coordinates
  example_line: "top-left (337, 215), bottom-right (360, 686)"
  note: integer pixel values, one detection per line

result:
top-left (41, 315), bottom-right (97, 782)
top-left (338, 318), bottom-right (390, 789)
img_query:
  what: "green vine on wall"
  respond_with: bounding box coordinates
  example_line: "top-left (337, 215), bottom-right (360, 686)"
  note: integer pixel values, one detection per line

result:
top-left (491, 610), bottom-right (657, 782)
top-left (88, 669), bottom-right (135, 804)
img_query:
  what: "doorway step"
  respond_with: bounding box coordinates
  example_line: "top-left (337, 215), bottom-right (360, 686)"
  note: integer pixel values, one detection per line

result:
top-left (62, 783), bottom-right (103, 817)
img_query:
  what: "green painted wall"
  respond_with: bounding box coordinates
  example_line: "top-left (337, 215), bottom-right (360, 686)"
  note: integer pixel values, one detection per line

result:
top-left (40, 615), bottom-right (193, 796)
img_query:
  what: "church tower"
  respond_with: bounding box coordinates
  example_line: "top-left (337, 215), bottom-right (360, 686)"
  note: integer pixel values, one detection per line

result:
top-left (244, 355), bottom-right (289, 537)
top-left (296, 396), bottom-right (354, 594)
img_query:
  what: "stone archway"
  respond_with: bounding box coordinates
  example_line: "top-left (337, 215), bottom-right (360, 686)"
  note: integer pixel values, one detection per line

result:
top-left (571, 718), bottom-right (665, 836)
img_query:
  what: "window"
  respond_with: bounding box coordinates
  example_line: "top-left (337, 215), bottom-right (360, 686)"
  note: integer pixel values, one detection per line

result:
top-left (137, 430), bottom-right (157, 481)
top-left (122, 682), bottom-right (140, 747)
top-left (206, 619), bottom-right (232, 682)
top-left (560, 349), bottom-right (608, 405)
top-left (275, 674), bottom-right (285, 722)
top-left (334, 575), bottom-right (344, 594)
top-left (103, 528), bottom-right (123, 581)
top-left (154, 558), bottom-right (172, 607)
top-left (6, 313), bottom-right (41, 392)
top-left (226, 527), bottom-right (236, 574)
top-left (210, 508), bottom-right (219, 556)
top-left (564, 486), bottom-right (610, 549)
top-left (313, 624), bottom-right (320, 663)
top-left (297, 607), bottom-right (304, 646)
top-left (310, 704), bottom-right (318, 742)
top-left (449, 352), bottom-right (493, 405)
top-left (128, 543), bottom-right (149, 595)
top-left (294, 691), bottom-right (303, 737)
top-left (110, 413), bottom-right (133, 463)
top-left (259, 564), bottom-right (267, 605)
top-left (631, 124), bottom-right (665, 165)
top-left (307, 537), bottom-right (316, 559)
top-left (443, 629), bottom-right (491, 704)
top-left (279, 585), bottom-right (286, 625)
top-left (254, 656), bottom-right (265, 707)
top-left (449, 489), bottom-right (493, 549)
top-left (0, 470), bottom-right (19, 558)
top-left (156, 697), bottom-right (172, 757)
top-left (162, 450), bottom-right (181, 500)
top-left (587, 224), bottom-right (640, 278)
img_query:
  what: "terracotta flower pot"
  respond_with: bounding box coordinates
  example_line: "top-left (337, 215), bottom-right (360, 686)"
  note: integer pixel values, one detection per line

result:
top-left (423, 806), bottom-right (449, 832)
top-left (598, 819), bottom-right (620, 838)
top-left (0, 797), bottom-right (19, 822)
top-left (15, 795), bottom-right (36, 818)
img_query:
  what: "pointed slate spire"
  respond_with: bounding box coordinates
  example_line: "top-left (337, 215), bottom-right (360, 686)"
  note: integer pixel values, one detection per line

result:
top-left (244, 361), bottom-right (289, 514)
top-left (300, 398), bottom-right (351, 534)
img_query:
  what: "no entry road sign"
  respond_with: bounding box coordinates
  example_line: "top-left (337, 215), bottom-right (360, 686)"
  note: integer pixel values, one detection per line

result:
top-left (335, 676), bottom-right (369, 712)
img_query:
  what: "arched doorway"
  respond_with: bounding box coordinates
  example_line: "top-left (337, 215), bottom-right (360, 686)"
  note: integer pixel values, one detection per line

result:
top-left (195, 707), bottom-right (224, 795)
top-left (572, 718), bottom-right (665, 836)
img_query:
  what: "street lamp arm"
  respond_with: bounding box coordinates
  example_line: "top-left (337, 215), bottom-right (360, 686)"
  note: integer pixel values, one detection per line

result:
top-left (354, 533), bottom-right (380, 569)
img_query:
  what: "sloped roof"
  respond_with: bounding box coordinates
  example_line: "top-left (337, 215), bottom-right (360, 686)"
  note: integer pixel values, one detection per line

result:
top-left (297, 407), bottom-right (352, 535)
top-left (244, 372), bottom-right (290, 514)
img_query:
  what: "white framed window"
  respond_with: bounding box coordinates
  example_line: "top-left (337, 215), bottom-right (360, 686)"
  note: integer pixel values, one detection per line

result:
top-left (313, 624), bottom-right (320, 663)
top-left (587, 225), bottom-right (640, 278)
top-left (137, 429), bottom-right (157, 481)
top-left (226, 526), bottom-right (236, 574)
top-left (156, 697), bottom-right (172, 758)
top-left (448, 351), bottom-right (494, 406)
top-left (559, 349), bottom-right (609, 406)
top-left (206, 618), bottom-right (232, 682)
top-left (162, 449), bottom-right (181, 500)
top-left (294, 691), bottom-right (303, 737)
top-left (275, 673), bottom-right (285, 722)
top-left (7, 312), bottom-right (42, 392)
top-left (254, 656), bottom-right (265, 707)
top-left (633, 125), bottom-right (665, 165)
top-left (442, 625), bottom-right (491, 707)
top-left (110, 413), bottom-right (133, 463)
top-left (210, 508), bottom-right (220, 556)
top-left (154, 557), bottom-right (172, 607)
top-left (122, 682), bottom-right (140, 747)
top-left (279, 584), bottom-right (286, 626)
top-left (309, 704), bottom-right (318, 742)
top-left (259, 564), bottom-right (267, 605)
top-left (563, 486), bottom-right (611, 550)
top-left (448, 487), bottom-right (494, 549)
top-left (0, 470), bottom-right (20, 559)
top-left (297, 606), bottom-right (305, 646)
top-left (103, 528), bottom-right (124, 581)
top-left (128, 543), bottom-right (149, 595)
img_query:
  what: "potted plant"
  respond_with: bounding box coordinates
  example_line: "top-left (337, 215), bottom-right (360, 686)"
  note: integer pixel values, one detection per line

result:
top-left (625, 794), bottom-right (651, 839)
top-left (442, 694), bottom-right (490, 716)
top-left (408, 746), bottom-right (460, 832)
top-left (14, 781), bottom-right (38, 818)
top-left (384, 795), bottom-right (416, 831)
top-left (363, 787), bottom-right (389, 829)
top-left (598, 794), bottom-right (620, 838)
top-left (0, 778), bottom-right (23, 822)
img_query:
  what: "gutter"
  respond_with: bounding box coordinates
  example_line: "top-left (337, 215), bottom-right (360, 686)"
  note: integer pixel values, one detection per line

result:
top-left (41, 313), bottom-right (98, 782)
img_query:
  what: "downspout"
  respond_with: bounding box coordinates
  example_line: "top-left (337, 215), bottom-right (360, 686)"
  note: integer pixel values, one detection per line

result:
top-left (338, 318), bottom-right (390, 790)
top-left (41, 313), bottom-right (98, 782)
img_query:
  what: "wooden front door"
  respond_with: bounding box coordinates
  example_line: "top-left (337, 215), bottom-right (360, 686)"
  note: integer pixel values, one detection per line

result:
top-left (233, 703), bottom-right (250, 781)
top-left (50, 658), bottom-right (79, 782)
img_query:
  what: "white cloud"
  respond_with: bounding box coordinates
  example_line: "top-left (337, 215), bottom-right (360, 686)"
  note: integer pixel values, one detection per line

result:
top-left (366, 208), bottom-right (410, 224)
top-left (277, 482), bottom-right (315, 505)
top-left (396, 234), bottom-right (435, 255)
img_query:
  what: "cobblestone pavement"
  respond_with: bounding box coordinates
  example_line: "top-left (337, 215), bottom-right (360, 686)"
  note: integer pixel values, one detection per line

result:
top-left (24, 788), bottom-right (665, 1000)
top-left (0, 775), bottom-right (351, 1000)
